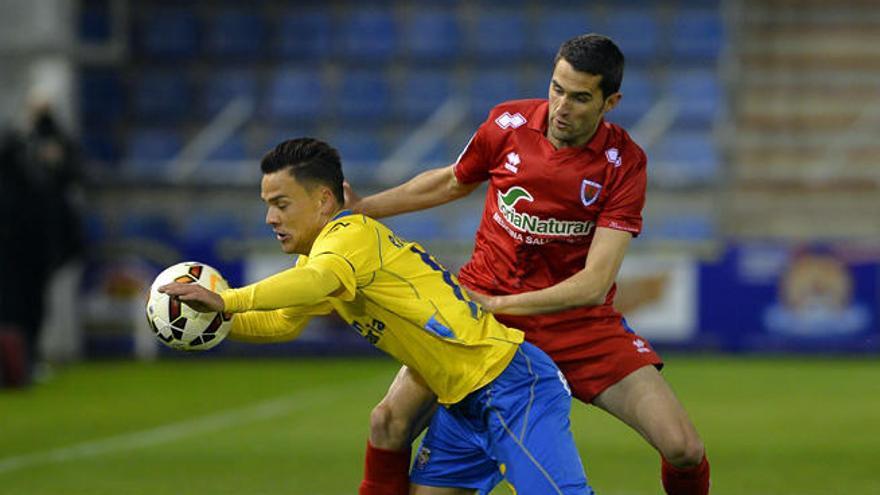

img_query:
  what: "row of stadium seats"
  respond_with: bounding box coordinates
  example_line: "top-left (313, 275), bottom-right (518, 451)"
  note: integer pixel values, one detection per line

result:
top-left (116, 8), bottom-right (722, 65)
top-left (78, 0), bottom-right (725, 188)
top-left (88, 203), bottom-right (718, 251)
top-left (86, 126), bottom-right (719, 187)
top-left (80, 67), bottom-right (722, 128)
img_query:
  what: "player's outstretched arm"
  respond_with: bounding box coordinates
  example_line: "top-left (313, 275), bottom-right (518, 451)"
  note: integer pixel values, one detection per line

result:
top-left (229, 305), bottom-right (330, 343)
top-left (347, 164), bottom-right (480, 219)
top-left (221, 264), bottom-right (343, 313)
top-left (485, 227), bottom-right (632, 315)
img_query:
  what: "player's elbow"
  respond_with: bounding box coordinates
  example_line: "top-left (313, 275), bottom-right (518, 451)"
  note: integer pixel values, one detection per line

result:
top-left (579, 285), bottom-right (610, 307)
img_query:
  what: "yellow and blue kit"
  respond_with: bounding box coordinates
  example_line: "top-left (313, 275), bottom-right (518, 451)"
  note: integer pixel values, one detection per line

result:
top-left (220, 211), bottom-right (592, 493)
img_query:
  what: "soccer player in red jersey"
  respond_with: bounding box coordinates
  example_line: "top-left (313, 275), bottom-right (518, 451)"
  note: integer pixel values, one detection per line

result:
top-left (349, 34), bottom-right (710, 495)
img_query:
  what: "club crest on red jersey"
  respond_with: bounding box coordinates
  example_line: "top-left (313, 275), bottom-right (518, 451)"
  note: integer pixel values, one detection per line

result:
top-left (581, 179), bottom-right (602, 207)
top-left (605, 147), bottom-right (622, 167)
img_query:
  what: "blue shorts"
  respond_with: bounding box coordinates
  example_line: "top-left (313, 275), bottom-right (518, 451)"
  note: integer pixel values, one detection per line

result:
top-left (410, 341), bottom-right (593, 494)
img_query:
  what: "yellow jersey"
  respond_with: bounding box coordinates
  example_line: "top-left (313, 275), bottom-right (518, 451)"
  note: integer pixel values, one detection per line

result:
top-left (221, 211), bottom-right (524, 404)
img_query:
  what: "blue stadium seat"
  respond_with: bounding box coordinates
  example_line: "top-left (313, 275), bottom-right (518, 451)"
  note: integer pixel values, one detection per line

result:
top-left (338, 10), bottom-right (398, 62)
top-left (534, 11), bottom-right (596, 58)
top-left (382, 211), bottom-right (446, 241)
top-left (470, 11), bottom-right (529, 61)
top-left (604, 10), bottom-right (662, 65)
top-left (403, 11), bottom-right (461, 63)
top-left (132, 71), bottom-right (192, 122)
top-left (449, 210), bottom-right (482, 242)
top-left (335, 70), bottom-right (392, 120)
top-left (670, 10), bottom-right (724, 64)
top-left (83, 212), bottom-right (107, 244)
top-left (119, 213), bottom-right (176, 244)
top-left (206, 134), bottom-right (249, 161)
top-left (79, 68), bottom-right (124, 125)
top-left (396, 70), bottom-right (455, 122)
top-left (79, 1), bottom-right (111, 42)
top-left (125, 129), bottom-right (183, 160)
top-left (81, 131), bottom-right (120, 164)
top-left (467, 70), bottom-right (528, 121)
top-left (651, 131), bottom-right (720, 185)
top-left (677, 0), bottom-right (722, 8)
top-left (264, 69), bottom-right (325, 122)
top-left (264, 126), bottom-right (315, 151)
top-left (179, 212), bottom-right (244, 275)
top-left (137, 9), bottom-right (199, 59)
top-left (666, 70), bottom-right (721, 129)
top-left (180, 213), bottom-right (242, 242)
top-left (612, 69), bottom-right (658, 128)
top-left (203, 70), bottom-right (258, 117)
top-left (324, 129), bottom-right (386, 182)
top-left (205, 11), bottom-right (267, 58)
top-left (649, 213), bottom-right (717, 242)
top-left (276, 11), bottom-right (332, 59)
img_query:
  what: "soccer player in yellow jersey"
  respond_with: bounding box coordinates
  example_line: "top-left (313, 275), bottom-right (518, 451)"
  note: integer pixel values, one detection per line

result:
top-left (160, 138), bottom-right (593, 494)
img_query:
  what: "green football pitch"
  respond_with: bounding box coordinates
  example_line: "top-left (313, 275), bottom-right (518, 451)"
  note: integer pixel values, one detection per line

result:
top-left (1, 355), bottom-right (878, 495)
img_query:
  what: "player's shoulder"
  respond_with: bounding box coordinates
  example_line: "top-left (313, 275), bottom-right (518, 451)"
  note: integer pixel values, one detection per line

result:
top-left (602, 121), bottom-right (647, 168)
top-left (321, 212), bottom-right (373, 240)
top-left (485, 99), bottom-right (547, 130)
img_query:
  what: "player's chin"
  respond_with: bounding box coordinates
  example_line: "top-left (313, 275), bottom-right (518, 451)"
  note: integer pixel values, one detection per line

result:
top-left (278, 238), bottom-right (296, 254)
top-left (549, 127), bottom-right (569, 141)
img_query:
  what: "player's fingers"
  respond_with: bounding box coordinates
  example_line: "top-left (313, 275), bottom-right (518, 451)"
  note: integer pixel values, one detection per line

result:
top-left (158, 282), bottom-right (186, 294)
top-left (158, 282), bottom-right (199, 297)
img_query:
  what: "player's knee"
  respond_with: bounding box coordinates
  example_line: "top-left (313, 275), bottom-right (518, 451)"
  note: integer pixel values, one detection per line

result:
top-left (660, 432), bottom-right (704, 467)
top-left (369, 403), bottom-right (411, 450)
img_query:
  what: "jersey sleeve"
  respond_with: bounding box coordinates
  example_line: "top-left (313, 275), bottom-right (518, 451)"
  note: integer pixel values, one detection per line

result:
top-left (307, 219), bottom-right (380, 301)
top-left (229, 304), bottom-right (332, 343)
top-left (452, 120), bottom-right (495, 184)
top-left (596, 146), bottom-right (647, 236)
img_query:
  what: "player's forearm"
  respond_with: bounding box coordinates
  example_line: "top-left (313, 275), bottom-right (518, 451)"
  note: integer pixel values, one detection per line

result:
top-left (490, 270), bottom-right (609, 315)
top-left (229, 310), bottom-right (311, 343)
top-left (220, 265), bottom-right (340, 313)
top-left (355, 165), bottom-right (476, 218)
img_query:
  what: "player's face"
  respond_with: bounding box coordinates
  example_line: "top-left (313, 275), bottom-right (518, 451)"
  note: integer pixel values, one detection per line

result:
top-left (261, 171), bottom-right (328, 255)
top-left (547, 58), bottom-right (621, 149)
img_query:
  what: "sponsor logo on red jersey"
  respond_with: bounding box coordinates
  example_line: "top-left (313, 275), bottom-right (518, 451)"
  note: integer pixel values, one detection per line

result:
top-left (495, 186), bottom-right (594, 238)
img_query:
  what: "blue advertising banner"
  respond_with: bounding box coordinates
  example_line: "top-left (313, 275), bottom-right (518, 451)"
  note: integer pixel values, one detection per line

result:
top-left (699, 244), bottom-right (879, 352)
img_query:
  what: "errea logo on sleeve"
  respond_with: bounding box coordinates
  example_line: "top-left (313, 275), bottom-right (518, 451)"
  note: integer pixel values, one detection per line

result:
top-left (494, 112), bottom-right (527, 129)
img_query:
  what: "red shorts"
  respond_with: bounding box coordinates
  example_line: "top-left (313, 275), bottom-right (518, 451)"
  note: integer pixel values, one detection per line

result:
top-left (498, 316), bottom-right (664, 404)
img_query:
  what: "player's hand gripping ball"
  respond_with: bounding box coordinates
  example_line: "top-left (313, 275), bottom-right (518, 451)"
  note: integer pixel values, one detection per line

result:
top-left (146, 262), bottom-right (233, 351)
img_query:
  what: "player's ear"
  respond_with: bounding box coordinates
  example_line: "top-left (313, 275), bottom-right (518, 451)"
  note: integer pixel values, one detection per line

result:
top-left (603, 92), bottom-right (622, 113)
top-left (318, 186), bottom-right (336, 214)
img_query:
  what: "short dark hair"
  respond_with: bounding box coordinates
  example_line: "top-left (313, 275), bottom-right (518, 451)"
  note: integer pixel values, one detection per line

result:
top-left (261, 137), bottom-right (344, 205)
top-left (554, 34), bottom-right (625, 99)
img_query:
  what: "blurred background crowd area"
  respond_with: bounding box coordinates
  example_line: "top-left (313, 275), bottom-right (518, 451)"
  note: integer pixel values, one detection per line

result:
top-left (1, 0), bottom-right (879, 374)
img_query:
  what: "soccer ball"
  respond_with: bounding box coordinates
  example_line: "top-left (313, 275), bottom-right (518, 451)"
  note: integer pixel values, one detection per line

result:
top-left (146, 261), bottom-right (233, 351)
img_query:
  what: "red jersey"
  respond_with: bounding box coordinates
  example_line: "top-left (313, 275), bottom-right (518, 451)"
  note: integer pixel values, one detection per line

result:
top-left (454, 99), bottom-right (648, 358)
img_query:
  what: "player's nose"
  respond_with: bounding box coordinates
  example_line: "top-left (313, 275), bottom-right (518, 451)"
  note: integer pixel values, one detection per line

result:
top-left (265, 209), bottom-right (279, 226)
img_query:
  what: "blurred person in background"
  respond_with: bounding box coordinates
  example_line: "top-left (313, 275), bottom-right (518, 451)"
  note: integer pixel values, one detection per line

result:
top-left (0, 99), bottom-right (84, 385)
top-left (348, 34), bottom-right (710, 495)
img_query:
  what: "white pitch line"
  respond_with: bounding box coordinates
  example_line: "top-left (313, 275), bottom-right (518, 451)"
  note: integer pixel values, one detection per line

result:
top-left (0, 378), bottom-right (374, 476)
